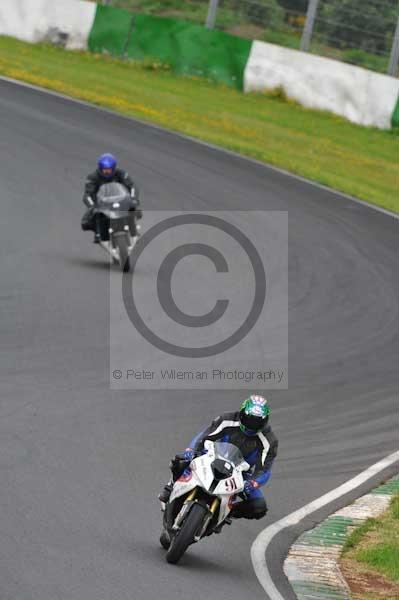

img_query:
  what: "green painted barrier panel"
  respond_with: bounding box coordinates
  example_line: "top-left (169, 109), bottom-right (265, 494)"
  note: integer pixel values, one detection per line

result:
top-left (127, 14), bottom-right (252, 90)
top-left (391, 96), bottom-right (399, 127)
top-left (88, 4), bottom-right (133, 57)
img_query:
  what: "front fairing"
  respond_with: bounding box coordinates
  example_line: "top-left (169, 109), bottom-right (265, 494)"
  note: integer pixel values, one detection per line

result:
top-left (213, 470), bottom-right (245, 495)
top-left (95, 208), bottom-right (123, 220)
top-left (96, 182), bottom-right (135, 218)
top-left (190, 453), bottom-right (216, 491)
top-left (190, 454), bottom-right (245, 495)
top-left (169, 441), bottom-right (249, 503)
top-left (169, 469), bottom-right (200, 503)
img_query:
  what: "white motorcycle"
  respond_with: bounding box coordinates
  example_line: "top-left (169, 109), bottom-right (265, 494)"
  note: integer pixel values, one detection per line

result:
top-left (160, 440), bottom-right (250, 564)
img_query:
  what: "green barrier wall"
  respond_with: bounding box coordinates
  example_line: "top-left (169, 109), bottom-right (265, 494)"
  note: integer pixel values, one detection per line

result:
top-left (126, 15), bottom-right (251, 90)
top-left (88, 4), bottom-right (133, 57)
top-left (391, 96), bottom-right (399, 127)
top-left (87, 5), bottom-right (398, 125)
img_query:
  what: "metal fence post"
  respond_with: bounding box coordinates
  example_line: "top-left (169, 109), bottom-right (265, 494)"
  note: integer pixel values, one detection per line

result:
top-left (300, 0), bottom-right (320, 52)
top-left (388, 15), bottom-right (399, 76)
top-left (206, 0), bottom-right (219, 29)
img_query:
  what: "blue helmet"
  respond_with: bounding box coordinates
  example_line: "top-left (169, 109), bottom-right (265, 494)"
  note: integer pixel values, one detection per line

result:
top-left (97, 153), bottom-right (117, 179)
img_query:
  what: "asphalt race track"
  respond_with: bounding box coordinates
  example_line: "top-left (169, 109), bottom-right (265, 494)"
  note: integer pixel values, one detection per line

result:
top-left (1, 79), bottom-right (398, 600)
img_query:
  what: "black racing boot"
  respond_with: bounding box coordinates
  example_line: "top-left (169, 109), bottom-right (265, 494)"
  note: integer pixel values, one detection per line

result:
top-left (213, 516), bottom-right (233, 534)
top-left (158, 482), bottom-right (174, 504)
top-left (159, 528), bottom-right (171, 550)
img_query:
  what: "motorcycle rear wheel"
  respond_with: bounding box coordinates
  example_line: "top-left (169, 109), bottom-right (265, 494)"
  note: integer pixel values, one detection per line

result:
top-left (166, 502), bottom-right (207, 564)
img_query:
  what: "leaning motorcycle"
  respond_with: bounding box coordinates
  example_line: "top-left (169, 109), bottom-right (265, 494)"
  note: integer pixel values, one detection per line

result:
top-left (92, 182), bottom-right (141, 272)
top-left (159, 440), bottom-right (250, 564)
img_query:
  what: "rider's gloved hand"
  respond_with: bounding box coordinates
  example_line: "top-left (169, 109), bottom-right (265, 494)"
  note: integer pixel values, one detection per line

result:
top-left (243, 479), bottom-right (259, 496)
top-left (182, 448), bottom-right (195, 461)
top-left (170, 449), bottom-right (193, 479)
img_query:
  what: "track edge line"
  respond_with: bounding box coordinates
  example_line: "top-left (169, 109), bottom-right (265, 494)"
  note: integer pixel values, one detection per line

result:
top-left (0, 74), bottom-right (398, 221)
top-left (251, 449), bottom-right (399, 600)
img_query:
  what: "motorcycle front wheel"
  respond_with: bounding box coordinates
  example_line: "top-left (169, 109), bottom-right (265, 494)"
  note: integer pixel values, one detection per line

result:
top-left (166, 502), bottom-right (207, 565)
top-left (115, 234), bottom-right (130, 273)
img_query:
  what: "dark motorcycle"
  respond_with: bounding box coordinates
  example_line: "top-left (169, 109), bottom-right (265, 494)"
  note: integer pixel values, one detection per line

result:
top-left (92, 182), bottom-right (141, 272)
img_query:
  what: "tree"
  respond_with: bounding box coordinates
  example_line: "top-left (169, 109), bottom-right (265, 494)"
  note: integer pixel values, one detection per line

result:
top-left (318, 0), bottom-right (398, 54)
top-left (228, 0), bottom-right (284, 28)
top-left (277, 0), bottom-right (308, 12)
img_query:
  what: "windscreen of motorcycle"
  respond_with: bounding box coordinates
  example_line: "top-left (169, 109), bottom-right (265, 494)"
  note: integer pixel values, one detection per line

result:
top-left (212, 442), bottom-right (245, 467)
top-left (97, 182), bottom-right (131, 209)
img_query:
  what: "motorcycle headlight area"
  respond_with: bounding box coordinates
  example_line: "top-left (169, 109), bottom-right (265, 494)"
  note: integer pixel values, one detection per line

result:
top-left (211, 458), bottom-right (234, 480)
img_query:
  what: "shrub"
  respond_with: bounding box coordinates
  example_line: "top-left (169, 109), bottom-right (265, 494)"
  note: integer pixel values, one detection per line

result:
top-left (228, 0), bottom-right (284, 29)
top-left (342, 48), bottom-right (388, 73)
top-left (317, 0), bottom-right (397, 55)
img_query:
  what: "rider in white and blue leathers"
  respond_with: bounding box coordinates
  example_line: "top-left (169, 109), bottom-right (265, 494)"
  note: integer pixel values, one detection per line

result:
top-left (159, 395), bottom-right (278, 520)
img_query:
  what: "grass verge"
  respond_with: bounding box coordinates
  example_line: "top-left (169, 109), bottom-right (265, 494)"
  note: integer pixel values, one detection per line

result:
top-left (0, 35), bottom-right (398, 212)
top-left (340, 495), bottom-right (399, 599)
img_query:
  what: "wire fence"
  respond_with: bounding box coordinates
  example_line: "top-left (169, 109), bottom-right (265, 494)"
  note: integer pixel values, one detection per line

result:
top-left (101, 0), bottom-right (399, 76)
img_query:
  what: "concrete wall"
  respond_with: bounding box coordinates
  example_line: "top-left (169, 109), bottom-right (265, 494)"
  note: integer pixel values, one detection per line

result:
top-left (244, 41), bottom-right (399, 129)
top-left (1, 0), bottom-right (398, 128)
top-left (0, 0), bottom-right (96, 49)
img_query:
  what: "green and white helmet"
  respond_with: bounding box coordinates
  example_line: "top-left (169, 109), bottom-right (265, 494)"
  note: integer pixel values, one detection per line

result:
top-left (239, 395), bottom-right (270, 435)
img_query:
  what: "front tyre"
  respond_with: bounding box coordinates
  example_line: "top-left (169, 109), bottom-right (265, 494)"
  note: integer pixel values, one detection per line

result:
top-left (166, 502), bottom-right (207, 565)
top-left (115, 234), bottom-right (130, 273)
